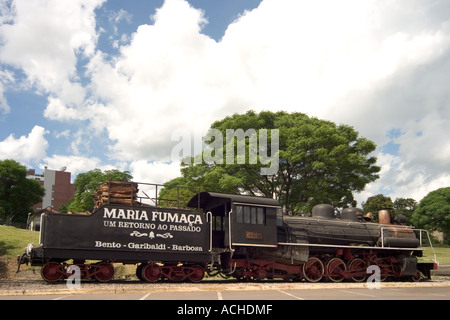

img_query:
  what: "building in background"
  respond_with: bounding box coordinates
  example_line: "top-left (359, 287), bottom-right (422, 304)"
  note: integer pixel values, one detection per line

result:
top-left (27, 167), bottom-right (75, 230)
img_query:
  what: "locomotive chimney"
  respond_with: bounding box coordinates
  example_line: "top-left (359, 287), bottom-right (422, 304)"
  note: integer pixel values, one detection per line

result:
top-left (378, 209), bottom-right (391, 224)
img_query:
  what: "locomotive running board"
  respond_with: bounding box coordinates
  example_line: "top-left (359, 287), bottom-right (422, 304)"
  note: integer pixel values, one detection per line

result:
top-left (232, 243), bottom-right (278, 248)
top-left (277, 242), bottom-right (423, 251)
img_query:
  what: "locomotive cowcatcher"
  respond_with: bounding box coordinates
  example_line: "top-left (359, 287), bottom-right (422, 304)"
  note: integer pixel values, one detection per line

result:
top-left (18, 181), bottom-right (437, 283)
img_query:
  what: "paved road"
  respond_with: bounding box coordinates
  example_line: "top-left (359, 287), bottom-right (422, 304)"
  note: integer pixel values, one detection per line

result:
top-left (1, 283), bottom-right (450, 300)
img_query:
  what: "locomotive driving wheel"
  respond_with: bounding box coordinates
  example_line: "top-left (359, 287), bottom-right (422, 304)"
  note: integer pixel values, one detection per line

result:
top-left (348, 258), bottom-right (367, 282)
top-left (327, 258), bottom-right (347, 283)
top-left (302, 258), bottom-right (324, 282)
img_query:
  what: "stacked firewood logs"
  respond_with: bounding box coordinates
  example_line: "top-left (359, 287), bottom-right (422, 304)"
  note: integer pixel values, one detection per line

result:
top-left (93, 180), bottom-right (139, 208)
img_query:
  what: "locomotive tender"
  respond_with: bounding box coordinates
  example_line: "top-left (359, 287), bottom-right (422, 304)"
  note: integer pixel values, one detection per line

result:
top-left (18, 181), bottom-right (436, 283)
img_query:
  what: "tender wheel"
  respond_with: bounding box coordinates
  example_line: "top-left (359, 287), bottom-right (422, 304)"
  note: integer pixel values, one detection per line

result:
top-left (94, 262), bottom-right (115, 282)
top-left (348, 258), bottom-right (367, 282)
top-left (136, 263), bottom-right (145, 281)
top-left (189, 265), bottom-right (205, 283)
top-left (142, 264), bottom-right (161, 282)
top-left (41, 262), bottom-right (64, 282)
top-left (327, 258), bottom-right (347, 283)
top-left (302, 258), bottom-right (324, 282)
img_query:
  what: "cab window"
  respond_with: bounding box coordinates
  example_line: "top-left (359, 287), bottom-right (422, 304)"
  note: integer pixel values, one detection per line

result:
top-left (236, 205), bottom-right (265, 225)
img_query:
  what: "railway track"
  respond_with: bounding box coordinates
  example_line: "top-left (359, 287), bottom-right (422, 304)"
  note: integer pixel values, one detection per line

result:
top-left (2, 276), bottom-right (450, 297)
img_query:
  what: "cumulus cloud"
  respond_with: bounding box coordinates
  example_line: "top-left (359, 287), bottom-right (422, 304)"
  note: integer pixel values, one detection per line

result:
top-left (1, 0), bottom-right (450, 203)
top-left (0, 125), bottom-right (48, 164)
top-left (0, 0), bottom-right (105, 107)
top-left (0, 69), bottom-right (13, 115)
top-left (130, 160), bottom-right (182, 185)
top-left (40, 154), bottom-right (124, 178)
top-left (85, 0), bottom-right (450, 202)
top-left (129, 160), bottom-right (183, 205)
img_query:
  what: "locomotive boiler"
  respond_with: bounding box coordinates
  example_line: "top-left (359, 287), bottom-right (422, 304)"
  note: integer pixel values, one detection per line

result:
top-left (18, 181), bottom-right (436, 283)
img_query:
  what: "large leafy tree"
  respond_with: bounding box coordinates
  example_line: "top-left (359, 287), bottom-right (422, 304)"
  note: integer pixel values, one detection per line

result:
top-left (362, 195), bottom-right (418, 223)
top-left (175, 110), bottom-right (380, 214)
top-left (411, 187), bottom-right (450, 237)
top-left (0, 159), bottom-right (45, 224)
top-left (158, 177), bottom-right (200, 209)
top-left (393, 197), bottom-right (418, 221)
top-left (362, 194), bottom-right (395, 222)
top-left (64, 169), bottom-right (132, 212)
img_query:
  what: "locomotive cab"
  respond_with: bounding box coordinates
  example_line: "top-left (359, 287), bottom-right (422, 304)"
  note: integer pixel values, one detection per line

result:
top-left (188, 192), bottom-right (280, 253)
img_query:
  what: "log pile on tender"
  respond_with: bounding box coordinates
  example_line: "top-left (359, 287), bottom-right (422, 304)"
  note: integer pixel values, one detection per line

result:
top-left (93, 180), bottom-right (139, 208)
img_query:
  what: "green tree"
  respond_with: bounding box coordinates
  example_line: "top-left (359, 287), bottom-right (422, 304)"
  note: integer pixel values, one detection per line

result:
top-left (362, 194), bottom-right (394, 222)
top-left (393, 197), bottom-right (418, 221)
top-left (0, 159), bottom-right (45, 224)
top-left (411, 187), bottom-right (450, 237)
top-left (65, 169), bottom-right (132, 212)
top-left (157, 177), bottom-right (200, 208)
top-left (176, 110), bottom-right (380, 214)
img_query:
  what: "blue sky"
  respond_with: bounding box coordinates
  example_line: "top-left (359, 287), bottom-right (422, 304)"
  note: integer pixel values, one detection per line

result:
top-left (1, 0), bottom-right (450, 205)
top-left (0, 0), bottom-right (262, 169)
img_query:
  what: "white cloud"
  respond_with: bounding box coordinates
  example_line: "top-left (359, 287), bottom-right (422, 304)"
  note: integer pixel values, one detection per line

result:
top-left (130, 160), bottom-right (181, 184)
top-left (0, 83), bottom-right (9, 115)
top-left (2, 0), bottom-right (450, 203)
top-left (0, 0), bottom-right (105, 107)
top-left (40, 154), bottom-right (111, 177)
top-left (86, 1), bottom-right (449, 150)
top-left (0, 125), bottom-right (48, 164)
top-left (85, 0), bottom-right (450, 203)
top-left (44, 97), bottom-right (84, 121)
top-left (0, 68), bottom-right (14, 115)
top-left (109, 9), bottom-right (133, 27)
top-left (84, 0), bottom-right (219, 161)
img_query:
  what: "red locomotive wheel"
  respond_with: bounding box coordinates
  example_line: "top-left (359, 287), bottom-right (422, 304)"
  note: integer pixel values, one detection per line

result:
top-left (142, 264), bottom-right (161, 282)
top-left (348, 258), bottom-right (367, 282)
top-left (327, 258), bottom-right (347, 282)
top-left (411, 270), bottom-right (422, 282)
top-left (41, 262), bottom-right (64, 282)
top-left (302, 258), bottom-right (324, 283)
top-left (188, 265), bottom-right (205, 283)
top-left (94, 262), bottom-right (115, 282)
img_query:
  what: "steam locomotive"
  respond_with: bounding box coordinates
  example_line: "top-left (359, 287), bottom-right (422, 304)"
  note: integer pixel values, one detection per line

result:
top-left (18, 181), bottom-right (436, 283)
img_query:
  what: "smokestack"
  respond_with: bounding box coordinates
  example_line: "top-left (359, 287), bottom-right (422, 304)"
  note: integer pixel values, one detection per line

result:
top-left (378, 209), bottom-right (391, 224)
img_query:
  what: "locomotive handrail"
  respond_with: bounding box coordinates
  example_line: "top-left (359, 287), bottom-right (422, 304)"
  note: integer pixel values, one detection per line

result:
top-left (228, 209), bottom-right (233, 250)
top-left (100, 181), bottom-right (201, 209)
top-left (380, 226), bottom-right (438, 264)
top-left (206, 211), bottom-right (213, 253)
top-left (416, 228), bottom-right (438, 264)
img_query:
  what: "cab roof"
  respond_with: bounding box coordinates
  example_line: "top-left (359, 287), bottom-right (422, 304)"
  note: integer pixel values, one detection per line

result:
top-left (187, 191), bottom-right (280, 210)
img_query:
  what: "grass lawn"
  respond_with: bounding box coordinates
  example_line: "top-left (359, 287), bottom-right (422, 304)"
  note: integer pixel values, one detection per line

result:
top-left (0, 225), bottom-right (40, 279)
top-left (421, 245), bottom-right (450, 264)
top-left (0, 225), bottom-right (39, 258)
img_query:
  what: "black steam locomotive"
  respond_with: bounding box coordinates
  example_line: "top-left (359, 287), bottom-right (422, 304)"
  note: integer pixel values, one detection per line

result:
top-left (18, 182), bottom-right (436, 283)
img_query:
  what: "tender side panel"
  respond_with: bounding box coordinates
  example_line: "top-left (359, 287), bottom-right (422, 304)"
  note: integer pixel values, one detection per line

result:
top-left (40, 204), bottom-right (211, 262)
